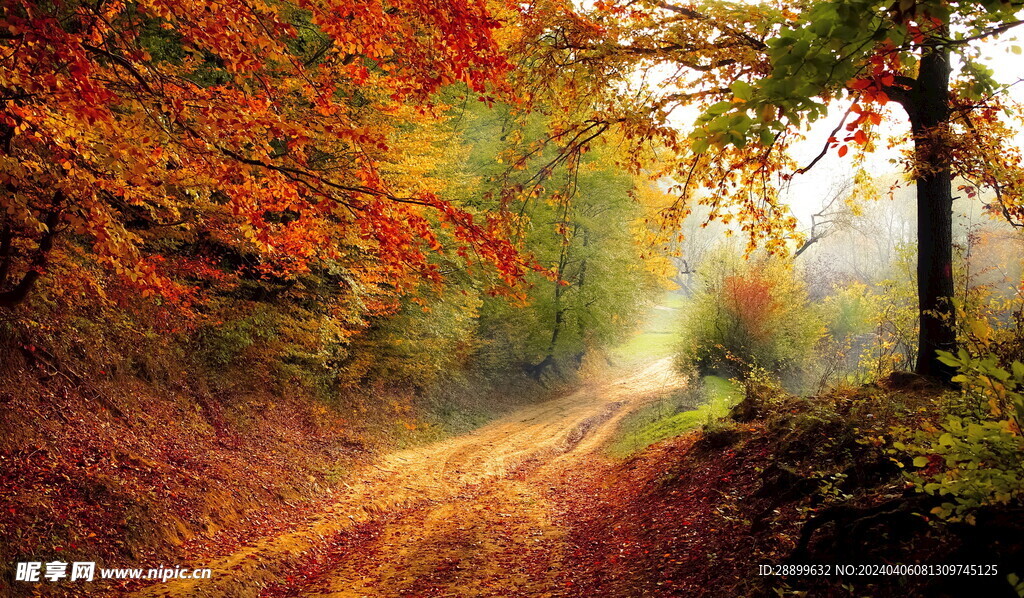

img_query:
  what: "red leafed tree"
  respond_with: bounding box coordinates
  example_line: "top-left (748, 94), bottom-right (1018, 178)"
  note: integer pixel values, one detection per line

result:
top-left (0, 0), bottom-right (526, 310)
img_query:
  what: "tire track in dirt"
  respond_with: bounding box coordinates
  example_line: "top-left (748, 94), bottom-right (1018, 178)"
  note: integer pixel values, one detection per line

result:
top-left (134, 357), bottom-right (684, 598)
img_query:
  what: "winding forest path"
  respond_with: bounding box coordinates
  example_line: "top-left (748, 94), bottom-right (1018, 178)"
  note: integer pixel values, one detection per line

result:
top-left (136, 357), bottom-right (684, 598)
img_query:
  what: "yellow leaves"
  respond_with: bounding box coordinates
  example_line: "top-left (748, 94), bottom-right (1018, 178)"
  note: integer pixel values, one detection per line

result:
top-left (969, 318), bottom-right (992, 345)
top-left (0, 0), bottom-right (532, 341)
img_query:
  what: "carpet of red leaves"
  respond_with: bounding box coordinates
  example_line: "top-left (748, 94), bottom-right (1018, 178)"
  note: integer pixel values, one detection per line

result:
top-left (0, 372), bottom-right (369, 597)
top-left (548, 429), bottom-right (804, 597)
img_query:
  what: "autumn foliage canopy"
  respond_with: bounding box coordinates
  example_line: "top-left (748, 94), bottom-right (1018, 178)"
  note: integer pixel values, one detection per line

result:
top-left (0, 0), bottom-right (527, 316)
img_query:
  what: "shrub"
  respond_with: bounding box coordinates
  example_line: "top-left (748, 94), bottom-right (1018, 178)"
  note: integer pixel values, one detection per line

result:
top-left (895, 350), bottom-right (1024, 521)
top-left (856, 243), bottom-right (919, 378)
top-left (677, 251), bottom-right (825, 380)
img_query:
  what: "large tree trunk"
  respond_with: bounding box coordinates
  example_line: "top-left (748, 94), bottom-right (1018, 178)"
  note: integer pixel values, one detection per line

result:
top-left (914, 160), bottom-right (956, 378)
top-left (909, 47), bottom-right (957, 380)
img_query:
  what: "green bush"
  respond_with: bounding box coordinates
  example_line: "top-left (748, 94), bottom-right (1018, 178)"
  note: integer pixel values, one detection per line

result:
top-left (895, 350), bottom-right (1024, 521)
top-left (677, 251), bottom-right (825, 380)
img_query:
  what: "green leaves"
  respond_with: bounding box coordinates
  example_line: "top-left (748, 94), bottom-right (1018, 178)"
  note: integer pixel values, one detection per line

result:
top-left (693, 0), bottom-right (876, 150)
top-left (730, 80), bottom-right (753, 102)
top-left (693, 0), bottom-right (1024, 153)
top-left (960, 60), bottom-right (999, 101)
top-left (706, 101), bottom-right (734, 116)
top-left (895, 350), bottom-right (1024, 521)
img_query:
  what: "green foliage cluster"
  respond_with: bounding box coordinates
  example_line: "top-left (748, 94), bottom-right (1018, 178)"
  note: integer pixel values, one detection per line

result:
top-left (693, 0), bottom-right (1018, 152)
top-left (855, 243), bottom-right (920, 378)
top-left (676, 250), bottom-right (825, 380)
top-left (459, 104), bottom-right (660, 378)
top-left (821, 283), bottom-right (873, 342)
top-left (895, 350), bottom-right (1024, 521)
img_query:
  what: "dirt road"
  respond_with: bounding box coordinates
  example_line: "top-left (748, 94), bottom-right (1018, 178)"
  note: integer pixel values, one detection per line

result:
top-left (137, 357), bottom-right (684, 598)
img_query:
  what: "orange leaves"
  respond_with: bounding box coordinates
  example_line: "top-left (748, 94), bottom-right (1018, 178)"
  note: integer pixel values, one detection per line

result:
top-left (845, 47), bottom-right (904, 121)
top-left (830, 99), bottom-right (884, 161)
top-left (0, 0), bottom-right (524, 315)
top-left (722, 273), bottom-right (779, 343)
top-left (848, 78), bottom-right (872, 91)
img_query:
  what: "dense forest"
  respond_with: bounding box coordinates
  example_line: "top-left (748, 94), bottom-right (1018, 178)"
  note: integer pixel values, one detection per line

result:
top-left (2, 0), bottom-right (1023, 596)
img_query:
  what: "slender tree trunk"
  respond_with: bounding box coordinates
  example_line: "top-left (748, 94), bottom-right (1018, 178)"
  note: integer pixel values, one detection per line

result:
top-left (573, 227), bottom-right (589, 366)
top-left (532, 215), bottom-right (572, 379)
top-left (909, 47), bottom-right (957, 380)
top-left (545, 242), bottom-right (568, 360)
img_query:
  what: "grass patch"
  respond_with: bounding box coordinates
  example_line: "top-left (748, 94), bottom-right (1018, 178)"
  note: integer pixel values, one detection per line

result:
top-left (607, 375), bottom-right (742, 458)
top-left (611, 294), bottom-right (686, 362)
